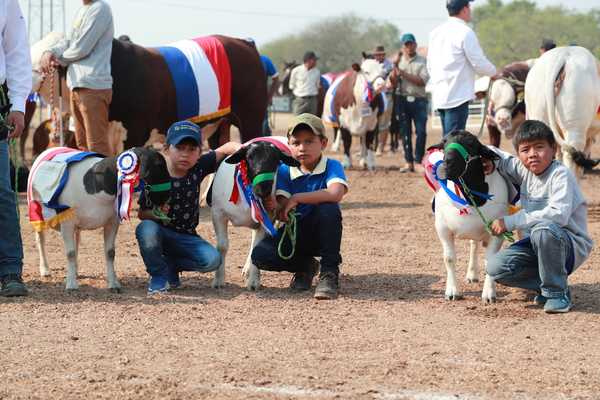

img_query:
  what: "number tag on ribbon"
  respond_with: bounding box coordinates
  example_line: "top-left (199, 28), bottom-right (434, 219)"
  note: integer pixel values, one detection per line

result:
top-left (360, 104), bottom-right (373, 117)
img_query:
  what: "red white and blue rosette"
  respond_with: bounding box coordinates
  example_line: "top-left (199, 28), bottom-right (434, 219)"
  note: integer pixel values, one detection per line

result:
top-left (115, 150), bottom-right (140, 222)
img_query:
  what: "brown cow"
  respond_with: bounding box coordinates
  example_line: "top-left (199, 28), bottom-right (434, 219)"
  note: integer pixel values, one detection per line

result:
top-left (31, 34), bottom-right (267, 155)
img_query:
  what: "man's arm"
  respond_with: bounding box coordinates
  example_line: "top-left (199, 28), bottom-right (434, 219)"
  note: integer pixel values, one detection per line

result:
top-left (4, 0), bottom-right (32, 114)
top-left (464, 30), bottom-right (497, 77)
top-left (51, 3), bottom-right (112, 64)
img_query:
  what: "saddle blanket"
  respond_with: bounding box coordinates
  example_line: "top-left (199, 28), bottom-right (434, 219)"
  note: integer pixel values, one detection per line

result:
top-left (324, 73), bottom-right (349, 127)
top-left (157, 36), bottom-right (232, 124)
top-left (27, 147), bottom-right (99, 232)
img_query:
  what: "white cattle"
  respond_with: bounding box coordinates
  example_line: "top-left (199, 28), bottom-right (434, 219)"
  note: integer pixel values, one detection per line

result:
top-left (322, 59), bottom-right (385, 170)
top-left (210, 137), bottom-right (299, 290)
top-left (525, 46), bottom-right (600, 176)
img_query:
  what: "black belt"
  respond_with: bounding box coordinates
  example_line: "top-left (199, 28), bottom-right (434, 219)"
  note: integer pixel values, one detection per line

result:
top-left (297, 95), bottom-right (317, 99)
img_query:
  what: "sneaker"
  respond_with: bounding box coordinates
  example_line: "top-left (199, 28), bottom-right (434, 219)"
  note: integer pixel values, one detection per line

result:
top-left (290, 258), bottom-right (319, 291)
top-left (0, 274), bottom-right (28, 297)
top-left (166, 267), bottom-right (181, 289)
top-left (399, 163), bottom-right (415, 173)
top-left (533, 293), bottom-right (547, 305)
top-left (148, 275), bottom-right (169, 294)
top-left (314, 272), bottom-right (339, 300)
top-left (544, 291), bottom-right (572, 314)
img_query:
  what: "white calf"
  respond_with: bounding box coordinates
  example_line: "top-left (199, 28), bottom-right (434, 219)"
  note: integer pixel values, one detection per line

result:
top-left (29, 147), bottom-right (170, 290)
top-left (434, 170), bottom-right (508, 302)
top-left (210, 137), bottom-right (299, 290)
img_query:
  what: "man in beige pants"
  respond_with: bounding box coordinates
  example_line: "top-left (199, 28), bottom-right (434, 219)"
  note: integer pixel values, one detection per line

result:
top-left (41, 0), bottom-right (114, 156)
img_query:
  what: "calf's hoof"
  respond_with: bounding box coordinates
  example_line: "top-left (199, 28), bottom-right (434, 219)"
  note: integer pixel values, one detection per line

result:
top-left (465, 277), bottom-right (479, 284)
top-left (445, 293), bottom-right (464, 301)
top-left (211, 279), bottom-right (225, 289)
top-left (481, 295), bottom-right (496, 304)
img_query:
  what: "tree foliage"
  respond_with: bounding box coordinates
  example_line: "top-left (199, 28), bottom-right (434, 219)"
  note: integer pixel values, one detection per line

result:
top-left (473, 0), bottom-right (600, 67)
top-left (260, 14), bottom-right (401, 73)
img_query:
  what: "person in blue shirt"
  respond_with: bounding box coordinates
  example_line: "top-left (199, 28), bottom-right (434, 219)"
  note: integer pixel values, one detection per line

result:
top-left (251, 113), bottom-right (348, 300)
top-left (260, 54), bottom-right (279, 135)
top-left (136, 121), bottom-right (240, 294)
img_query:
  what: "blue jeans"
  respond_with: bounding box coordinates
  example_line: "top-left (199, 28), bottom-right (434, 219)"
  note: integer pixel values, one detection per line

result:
top-left (262, 108), bottom-right (272, 136)
top-left (487, 222), bottom-right (575, 298)
top-left (135, 220), bottom-right (221, 277)
top-left (397, 96), bottom-right (428, 163)
top-left (251, 203), bottom-right (343, 275)
top-left (0, 140), bottom-right (23, 277)
top-left (438, 101), bottom-right (470, 137)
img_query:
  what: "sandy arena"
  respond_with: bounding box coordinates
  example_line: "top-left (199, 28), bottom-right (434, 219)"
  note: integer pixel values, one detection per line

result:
top-left (2, 117), bottom-right (600, 400)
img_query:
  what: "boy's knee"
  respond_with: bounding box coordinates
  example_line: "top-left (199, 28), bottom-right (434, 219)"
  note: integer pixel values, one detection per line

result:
top-left (135, 220), bottom-right (160, 248)
top-left (530, 222), bottom-right (564, 246)
top-left (486, 252), bottom-right (509, 279)
top-left (314, 203), bottom-right (341, 221)
top-left (203, 249), bottom-right (222, 272)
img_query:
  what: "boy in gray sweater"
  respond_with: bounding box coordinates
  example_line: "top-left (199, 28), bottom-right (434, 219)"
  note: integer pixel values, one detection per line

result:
top-left (483, 120), bottom-right (593, 313)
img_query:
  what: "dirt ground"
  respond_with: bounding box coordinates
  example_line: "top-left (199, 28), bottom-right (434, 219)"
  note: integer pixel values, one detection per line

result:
top-left (2, 117), bottom-right (600, 400)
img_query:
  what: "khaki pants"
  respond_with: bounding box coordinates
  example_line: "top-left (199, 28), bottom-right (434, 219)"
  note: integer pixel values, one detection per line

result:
top-left (71, 88), bottom-right (113, 156)
top-left (292, 95), bottom-right (318, 116)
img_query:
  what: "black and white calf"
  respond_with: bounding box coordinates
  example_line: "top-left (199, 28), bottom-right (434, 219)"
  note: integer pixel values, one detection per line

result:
top-left (210, 137), bottom-right (299, 290)
top-left (429, 131), bottom-right (511, 302)
top-left (29, 147), bottom-right (171, 290)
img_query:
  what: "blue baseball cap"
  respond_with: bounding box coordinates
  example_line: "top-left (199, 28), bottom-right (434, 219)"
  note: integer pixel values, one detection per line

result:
top-left (166, 121), bottom-right (202, 145)
top-left (401, 33), bottom-right (417, 44)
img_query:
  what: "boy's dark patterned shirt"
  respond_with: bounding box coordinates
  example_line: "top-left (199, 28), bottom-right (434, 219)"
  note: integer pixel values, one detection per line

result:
top-left (139, 151), bottom-right (217, 235)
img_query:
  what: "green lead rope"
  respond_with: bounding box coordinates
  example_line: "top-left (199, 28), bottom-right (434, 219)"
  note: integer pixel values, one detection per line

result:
top-left (277, 210), bottom-right (299, 260)
top-left (459, 177), bottom-right (514, 243)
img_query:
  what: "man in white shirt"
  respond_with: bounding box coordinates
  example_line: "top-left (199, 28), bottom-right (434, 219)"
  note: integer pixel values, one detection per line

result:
top-left (289, 51), bottom-right (320, 115)
top-left (0, 0), bottom-right (32, 296)
top-left (427, 0), bottom-right (496, 137)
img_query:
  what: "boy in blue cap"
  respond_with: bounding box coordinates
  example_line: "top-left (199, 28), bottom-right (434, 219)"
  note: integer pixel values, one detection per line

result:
top-left (136, 121), bottom-right (241, 294)
top-left (251, 113), bottom-right (348, 300)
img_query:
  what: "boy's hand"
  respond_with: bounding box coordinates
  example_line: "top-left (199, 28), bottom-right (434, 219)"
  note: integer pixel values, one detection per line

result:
top-left (482, 158), bottom-right (495, 175)
top-left (490, 218), bottom-right (507, 235)
top-left (262, 195), bottom-right (277, 212)
top-left (279, 196), bottom-right (298, 222)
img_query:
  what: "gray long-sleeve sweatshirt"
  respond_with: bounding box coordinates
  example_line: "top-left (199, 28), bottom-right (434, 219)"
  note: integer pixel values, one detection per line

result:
top-left (493, 149), bottom-right (593, 270)
top-left (49, 0), bottom-right (113, 90)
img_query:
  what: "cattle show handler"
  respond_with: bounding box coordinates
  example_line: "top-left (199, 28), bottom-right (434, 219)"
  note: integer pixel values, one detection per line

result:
top-left (40, 0), bottom-right (115, 156)
top-left (252, 114), bottom-right (348, 300)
